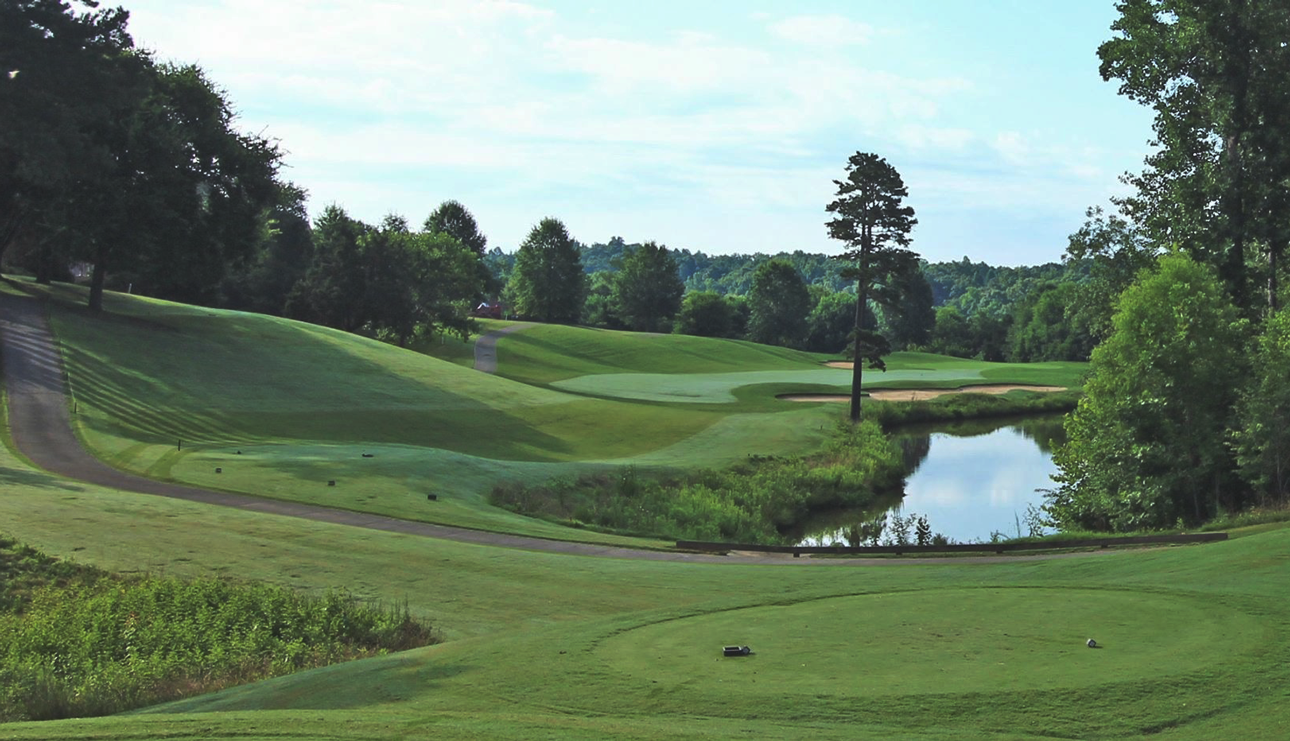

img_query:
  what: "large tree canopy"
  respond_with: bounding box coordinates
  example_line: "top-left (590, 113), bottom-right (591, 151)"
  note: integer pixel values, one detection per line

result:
top-left (746, 260), bottom-right (810, 348)
top-left (423, 200), bottom-right (487, 256)
top-left (1232, 307), bottom-right (1290, 506)
top-left (2, 2), bottom-right (283, 310)
top-left (1100, 0), bottom-right (1290, 312)
top-left (0, 0), bottom-right (135, 257)
top-left (825, 152), bottom-right (919, 421)
top-left (508, 218), bottom-right (586, 324)
top-left (1048, 255), bottom-right (1248, 531)
top-left (612, 241), bottom-right (684, 333)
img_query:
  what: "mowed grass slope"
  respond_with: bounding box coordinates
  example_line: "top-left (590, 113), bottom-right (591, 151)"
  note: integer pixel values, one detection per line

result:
top-left (21, 283), bottom-right (836, 539)
top-left (2, 421), bottom-right (1287, 740)
top-left (13, 281), bottom-right (1087, 541)
top-left (4, 280), bottom-right (1283, 739)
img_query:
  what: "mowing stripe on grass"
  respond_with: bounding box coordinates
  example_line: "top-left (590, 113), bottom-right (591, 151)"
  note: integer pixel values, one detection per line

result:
top-left (0, 293), bottom-right (1117, 567)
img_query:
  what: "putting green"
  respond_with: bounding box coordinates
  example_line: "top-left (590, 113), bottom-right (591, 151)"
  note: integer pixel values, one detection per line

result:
top-left (553, 369), bottom-right (983, 404)
top-left (596, 588), bottom-right (1267, 696)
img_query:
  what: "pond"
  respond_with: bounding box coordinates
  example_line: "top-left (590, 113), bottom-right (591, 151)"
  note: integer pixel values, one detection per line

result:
top-left (795, 415), bottom-right (1067, 546)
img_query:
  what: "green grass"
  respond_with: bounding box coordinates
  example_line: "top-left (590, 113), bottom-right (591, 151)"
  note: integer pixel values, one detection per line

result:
top-left (546, 349), bottom-right (1087, 404)
top-left (409, 318), bottom-right (518, 368)
top-left (492, 323), bottom-right (828, 385)
top-left (30, 284), bottom-right (848, 543)
top-left (4, 364), bottom-right (1290, 738)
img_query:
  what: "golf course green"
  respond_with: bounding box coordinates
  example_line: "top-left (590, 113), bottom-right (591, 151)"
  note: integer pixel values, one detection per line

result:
top-left (29, 282), bottom-right (1081, 543)
top-left (6, 279), bottom-right (1288, 739)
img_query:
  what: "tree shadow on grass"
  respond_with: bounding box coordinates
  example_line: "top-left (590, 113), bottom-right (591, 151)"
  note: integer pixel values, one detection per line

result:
top-left (0, 464), bottom-right (85, 492)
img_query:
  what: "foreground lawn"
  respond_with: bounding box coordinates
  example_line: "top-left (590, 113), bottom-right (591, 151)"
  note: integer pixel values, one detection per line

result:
top-left (2, 431), bottom-right (1287, 738)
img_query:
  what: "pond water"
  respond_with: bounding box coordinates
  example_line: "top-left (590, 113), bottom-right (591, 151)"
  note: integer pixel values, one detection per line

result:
top-left (795, 415), bottom-right (1067, 546)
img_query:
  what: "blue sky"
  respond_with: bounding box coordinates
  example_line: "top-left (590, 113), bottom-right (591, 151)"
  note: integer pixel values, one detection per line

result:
top-left (116, 0), bottom-right (1154, 265)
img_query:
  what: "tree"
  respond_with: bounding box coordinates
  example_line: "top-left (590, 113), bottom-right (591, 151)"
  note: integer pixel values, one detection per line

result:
top-left (2, 5), bottom-right (282, 310)
top-left (806, 290), bottom-right (865, 354)
top-left (423, 199), bottom-right (495, 298)
top-left (882, 269), bottom-right (935, 350)
top-left (285, 210), bottom-right (483, 345)
top-left (1100, 0), bottom-right (1290, 313)
top-left (674, 291), bottom-right (736, 338)
top-left (746, 260), bottom-right (810, 348)
top-left (0, 0), bottom-right (140, 267)
top-left (507, 218), bottom-right (586, 323)
top-left (1232, 308), bottom-right (1290, 506)
top-left (1005, 282), bottom-right (1094, 362)
top-left (581, 271), bottom-right (621, 329)
top-left (1047, 255), bottom-right (1248, 531)
top-left (222, 182), bottom-right (314, 315)
top-left (928, 306), bottom-right (973, 358)
top-left (826, 152), bottom-right (919, 422)
top-left (612, 241), bottom-right (684, 332)
top-left (284, 205), bottom-right (369, 331)
top-left (1063, 205), bottom-right (1160, 342)
top-left (423, 200), bottom-right (486, 256)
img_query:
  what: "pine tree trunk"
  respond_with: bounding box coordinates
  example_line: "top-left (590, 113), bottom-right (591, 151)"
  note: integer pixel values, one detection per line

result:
top-left (849, 244), bottom-right (870, 424)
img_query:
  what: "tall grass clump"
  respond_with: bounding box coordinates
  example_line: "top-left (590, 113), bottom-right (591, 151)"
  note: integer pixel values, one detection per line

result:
top-left (490, 419), bottom-right (903, 543)
top-left (0, 538), bottom-right (437, 722)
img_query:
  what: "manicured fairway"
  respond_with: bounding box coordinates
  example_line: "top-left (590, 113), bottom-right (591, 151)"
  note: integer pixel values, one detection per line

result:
top-left (552, 367), bottom-right (985, 403)
top-left (3, 318), bottom-right (1289, 738)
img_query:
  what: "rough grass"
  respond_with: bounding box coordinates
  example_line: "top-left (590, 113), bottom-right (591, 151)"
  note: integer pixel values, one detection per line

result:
top-left (0, 537), bottom-right (436, 724)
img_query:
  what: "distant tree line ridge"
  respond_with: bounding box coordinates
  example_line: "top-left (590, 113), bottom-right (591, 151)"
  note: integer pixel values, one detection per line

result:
top-left (488, 239), bottom-right (1098, 362)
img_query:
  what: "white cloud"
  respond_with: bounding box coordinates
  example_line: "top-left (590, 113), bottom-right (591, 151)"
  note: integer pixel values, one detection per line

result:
top-left (993, 131), bottom-right (1031, 165)
top-left (897, 125), bottom-right (975, 152)
top-left (769, 14), bottom-right (874, 47)
top-left (114, 0), bottom-right (1140, 262)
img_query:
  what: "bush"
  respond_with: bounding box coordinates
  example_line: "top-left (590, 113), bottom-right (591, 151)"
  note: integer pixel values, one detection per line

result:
top-left (490, 420), bottom-right (904, 544)
top-left (0, 538), bottom-right (437, 722)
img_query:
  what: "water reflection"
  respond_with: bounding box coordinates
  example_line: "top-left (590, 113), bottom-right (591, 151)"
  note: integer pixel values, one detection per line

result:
top-left (796, 415), bottom-right (1067, 546)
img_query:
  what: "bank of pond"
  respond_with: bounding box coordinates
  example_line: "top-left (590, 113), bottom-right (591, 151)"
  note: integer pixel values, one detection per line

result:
top-left (490, 391), bottom-right (1079, 545)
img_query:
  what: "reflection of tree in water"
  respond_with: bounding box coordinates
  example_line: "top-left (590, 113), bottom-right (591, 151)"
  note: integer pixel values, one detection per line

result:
top-left (896, 433), bottom-right (931, 474)
top-left (796, 413), bottom-right (1066, 546)
top-left (1013, 416), bottom-right (1068, 454)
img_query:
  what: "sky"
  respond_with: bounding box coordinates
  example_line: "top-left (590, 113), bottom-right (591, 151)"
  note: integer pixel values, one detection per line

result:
top-left (114, 0), bottom-right (1156, 265)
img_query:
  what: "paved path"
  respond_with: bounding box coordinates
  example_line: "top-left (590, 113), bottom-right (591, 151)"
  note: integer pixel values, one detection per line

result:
top-left (0, 292), bottom-right (1103, 567)
top-left (473, 322), bottom-right (534, 373)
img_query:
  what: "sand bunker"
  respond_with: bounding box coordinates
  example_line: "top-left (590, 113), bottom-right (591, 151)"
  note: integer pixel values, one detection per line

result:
top-left (780, 385), bottom-right (1067, 402)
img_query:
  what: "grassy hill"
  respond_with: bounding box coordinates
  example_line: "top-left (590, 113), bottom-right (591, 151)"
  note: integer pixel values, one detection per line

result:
top-left (23, 281), bottom-right (1081, 542)
top-left (4, 279), bottom-right (1287, 738)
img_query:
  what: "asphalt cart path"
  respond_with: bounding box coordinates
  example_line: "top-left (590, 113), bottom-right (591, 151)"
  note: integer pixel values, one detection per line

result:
top-left (473, 322), bottom-right (535, 373)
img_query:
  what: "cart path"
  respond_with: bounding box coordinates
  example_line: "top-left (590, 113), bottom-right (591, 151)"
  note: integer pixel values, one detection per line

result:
top-left (0, 292), bottom-right (1103, 566)
top-left (473, 322), bottom-right (535, 373)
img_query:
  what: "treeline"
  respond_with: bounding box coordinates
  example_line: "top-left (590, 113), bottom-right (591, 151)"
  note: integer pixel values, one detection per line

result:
top-left (493, 237), bottom-right (1099, 362)
top-left (1044, 0), bottom-right (1290, 532)
top-left (1, 2), bottom-right (500, 347)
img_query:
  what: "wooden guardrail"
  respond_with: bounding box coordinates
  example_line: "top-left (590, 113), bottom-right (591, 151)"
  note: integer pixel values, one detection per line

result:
top-left (676, 531), bottom-right (1228, 557)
